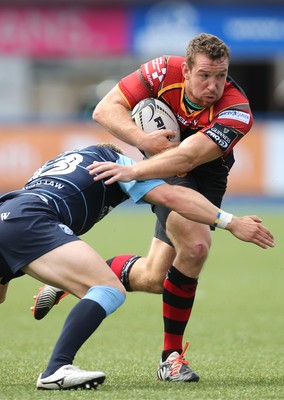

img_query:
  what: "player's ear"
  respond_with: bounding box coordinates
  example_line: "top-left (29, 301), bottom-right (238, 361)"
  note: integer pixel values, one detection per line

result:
top-left (182, 62), bottom-right (190, 79)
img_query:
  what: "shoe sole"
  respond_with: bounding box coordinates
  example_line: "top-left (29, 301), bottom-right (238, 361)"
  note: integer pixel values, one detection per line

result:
top-left (37, 375), bottom-right (106, 390)
top-left (32, 287), bottom-right (68, 320)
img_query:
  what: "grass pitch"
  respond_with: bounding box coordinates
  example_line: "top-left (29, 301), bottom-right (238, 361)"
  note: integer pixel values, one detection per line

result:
top-left (0, 206), bottom-right (283, 399)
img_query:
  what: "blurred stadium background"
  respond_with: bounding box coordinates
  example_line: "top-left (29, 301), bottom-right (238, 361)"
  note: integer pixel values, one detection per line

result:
top-left (0, 0), bottom-right (283, 211)
top-left (0, 3), bottom-right (283, 397)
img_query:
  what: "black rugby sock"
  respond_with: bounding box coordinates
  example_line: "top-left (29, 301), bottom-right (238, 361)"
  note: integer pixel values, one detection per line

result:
top-left (41, 299), bottom-right (106, 378)
top-left (162, 266), bottom-right (198, 361)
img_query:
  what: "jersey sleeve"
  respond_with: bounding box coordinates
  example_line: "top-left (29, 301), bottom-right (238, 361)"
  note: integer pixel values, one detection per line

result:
top-left (200, 83), bottom-right (254, 156)
top-left (118, 56), bottom-right (168, 109)
top-left (116, 155), bottom-right (165, 203)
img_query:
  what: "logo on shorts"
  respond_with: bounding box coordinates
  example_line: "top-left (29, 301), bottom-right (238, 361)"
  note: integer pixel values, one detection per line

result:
top-left (58, 223), bottom-right (73, 235)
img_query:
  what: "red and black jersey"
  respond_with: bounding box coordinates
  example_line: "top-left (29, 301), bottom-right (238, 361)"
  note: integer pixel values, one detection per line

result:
top-left (118, 55), bottom-right (253, 156)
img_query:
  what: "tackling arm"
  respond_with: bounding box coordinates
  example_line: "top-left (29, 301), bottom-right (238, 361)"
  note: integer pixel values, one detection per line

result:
top-left (88, 132), bottom-right (223, 184)
top-left (87, 162), bottom-right (275, 249)
top-left (143, 184), bottom-right (275, 249)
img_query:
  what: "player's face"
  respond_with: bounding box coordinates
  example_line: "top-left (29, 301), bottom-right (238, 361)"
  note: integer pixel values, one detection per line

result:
top-left (182, 54), bottom-right (229, 108)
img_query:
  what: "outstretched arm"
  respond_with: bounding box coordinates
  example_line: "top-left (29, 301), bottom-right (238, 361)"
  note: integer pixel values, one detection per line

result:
top-left (142, 184), bottom-right (274, 249)
top-left (88, 161), bottom-right (275, 250)
top-left (225, 215), bottom-right (274, 249)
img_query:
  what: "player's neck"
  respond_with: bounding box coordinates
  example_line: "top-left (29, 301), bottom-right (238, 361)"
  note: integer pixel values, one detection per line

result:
top-left (184, 93), bottom-right (203, 111)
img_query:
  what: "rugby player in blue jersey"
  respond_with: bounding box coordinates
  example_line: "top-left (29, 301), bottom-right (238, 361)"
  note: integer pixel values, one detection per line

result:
top-left (0, 144), bottom-right (274, 390)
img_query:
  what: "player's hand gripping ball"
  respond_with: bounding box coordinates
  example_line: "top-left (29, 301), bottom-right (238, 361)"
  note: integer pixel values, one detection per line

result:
top-left (132, 98), bottom-right (180, 158)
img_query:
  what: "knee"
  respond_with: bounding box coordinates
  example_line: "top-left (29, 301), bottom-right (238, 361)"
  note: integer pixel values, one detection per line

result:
top-left (83, 285), bottom-right (126, 316)
top-left (191, 241), bottom-right (210, 263)
top-left (177, 239), bottom-right (211, 267)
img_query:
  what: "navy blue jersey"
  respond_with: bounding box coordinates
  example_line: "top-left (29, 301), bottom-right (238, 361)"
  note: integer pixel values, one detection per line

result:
top-left (0, 145), bottom-right (165, 283)
top-left (21, 145), bottom-right (164, 235)
top-left (22, 146), bottom-right (127, 235)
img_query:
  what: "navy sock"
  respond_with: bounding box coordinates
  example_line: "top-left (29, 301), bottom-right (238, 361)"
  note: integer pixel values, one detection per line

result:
top-left (42, 298), bottom-right (106, 378)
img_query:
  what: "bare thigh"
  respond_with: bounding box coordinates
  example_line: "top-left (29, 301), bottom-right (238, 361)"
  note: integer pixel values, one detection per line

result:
top-left (22, 240), bottom-right (125, 299)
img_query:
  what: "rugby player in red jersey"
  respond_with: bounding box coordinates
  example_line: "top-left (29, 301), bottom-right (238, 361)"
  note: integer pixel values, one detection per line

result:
top-left (91, 33), bottom-right (255, 383)
top-left (35, 33), bottom-right (256, 383)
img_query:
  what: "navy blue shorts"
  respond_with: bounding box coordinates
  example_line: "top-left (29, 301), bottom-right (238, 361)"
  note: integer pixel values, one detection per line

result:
top-left (0, 193), bottom-right (80, 284)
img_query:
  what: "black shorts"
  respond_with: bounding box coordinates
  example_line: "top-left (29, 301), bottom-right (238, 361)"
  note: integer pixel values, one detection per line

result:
top-left (0, 193), bottom-right (80, 284)
top-left (153, 155), bottom-right (234, 246)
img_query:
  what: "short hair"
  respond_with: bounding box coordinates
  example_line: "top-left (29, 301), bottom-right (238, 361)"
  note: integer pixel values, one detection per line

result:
top-left (96, 143), bottom-right (124, 155)
top-left (185, 33), bottom-right (230, 68)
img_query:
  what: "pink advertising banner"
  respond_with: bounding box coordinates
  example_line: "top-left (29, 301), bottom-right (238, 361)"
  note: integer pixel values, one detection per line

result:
top-left (0, 6), bottom-right (130, 57)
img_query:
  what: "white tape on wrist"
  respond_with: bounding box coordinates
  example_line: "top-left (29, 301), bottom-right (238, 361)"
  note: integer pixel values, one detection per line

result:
top-left (213, 210), bottom-right (233, 229)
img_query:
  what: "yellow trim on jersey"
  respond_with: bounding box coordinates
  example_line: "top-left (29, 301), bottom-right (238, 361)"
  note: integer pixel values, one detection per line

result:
top-left (209, 105), bottom-right (214, 123)
top-left (159, 83), bottom-right (205, 119)
top-left (158, 82), bottom-right (184, 97)
top-left (116, 84), bottom-right (132, 109)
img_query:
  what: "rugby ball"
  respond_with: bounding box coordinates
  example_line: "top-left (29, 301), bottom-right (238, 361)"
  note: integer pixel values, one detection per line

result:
top-left (132, 98), bottom-right (180, 158)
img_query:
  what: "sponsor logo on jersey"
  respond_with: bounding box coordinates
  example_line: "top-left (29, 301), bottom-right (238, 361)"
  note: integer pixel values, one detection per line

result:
top-left (151, 57), bottom-right (164, 72)
top-left (152, 69), bottom-right (167, 82)
top-left (58, 223), bottom-right (73, 235)
top-left (0, 212), bottom-right (10, 221)
top-left (25, 180), bottom-right (65, 191)
top-left (176, 114), bottom-right (199, 128)
top-left (144, 58), bottom-right (167, 86)
top-left (204, 123), bottom-right (238, 150)
top-left (218, 110), bottom-right (251, 124)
